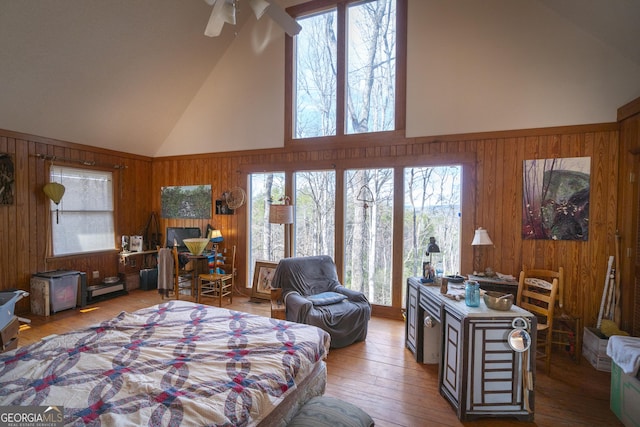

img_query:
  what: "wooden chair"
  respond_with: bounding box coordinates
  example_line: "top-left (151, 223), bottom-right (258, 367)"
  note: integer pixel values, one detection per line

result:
top-left (172, 246), bottom-right (196, 300)
top-left (197, 246), bottom-right (235, 307)
top-left (517, 268), bottom-right (560, 375)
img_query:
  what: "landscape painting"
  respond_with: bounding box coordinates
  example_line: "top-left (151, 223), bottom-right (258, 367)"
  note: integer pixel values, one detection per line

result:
top-left (161, 185), bottom-right (212, 219)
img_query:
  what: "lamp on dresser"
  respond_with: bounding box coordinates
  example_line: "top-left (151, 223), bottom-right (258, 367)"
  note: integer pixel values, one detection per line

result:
top-left (471, 227), bottom-right (494, 275)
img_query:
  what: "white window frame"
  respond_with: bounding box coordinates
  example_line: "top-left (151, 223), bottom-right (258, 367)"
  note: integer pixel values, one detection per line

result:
top-left (49, 165), bottom-right (116, 256)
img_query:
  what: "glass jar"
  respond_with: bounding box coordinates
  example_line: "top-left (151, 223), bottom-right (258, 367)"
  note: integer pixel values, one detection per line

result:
top-left (465, 281), bottom-right (480, 307)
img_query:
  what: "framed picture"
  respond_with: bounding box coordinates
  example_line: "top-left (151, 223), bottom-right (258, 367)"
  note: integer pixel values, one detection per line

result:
top-left (251, 261), bottom-right (278, 302)
top-left (130, 235), bottom-right (143, 252)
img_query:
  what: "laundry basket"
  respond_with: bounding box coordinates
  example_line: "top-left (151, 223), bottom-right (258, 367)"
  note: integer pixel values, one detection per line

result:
top-left (0, 290), bottom-right (28, 330)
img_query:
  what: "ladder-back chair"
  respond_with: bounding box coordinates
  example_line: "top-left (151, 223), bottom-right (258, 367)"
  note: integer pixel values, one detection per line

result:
top-left (517, 268), bottom-right (561, 374)
top-left (197, 245), bottom-right (236, 307)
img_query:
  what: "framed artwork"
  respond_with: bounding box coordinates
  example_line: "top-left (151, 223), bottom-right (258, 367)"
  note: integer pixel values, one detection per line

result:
top-left (522, 156), bottom-right (590, 241)
top-left (0, 154), bottom-right (14, 205)
top-left (161, 185), bottom-right (212, 219)
top-left (130, 235), bottom-right (143, 252)
top-left (251, 261), bottom-right (278, 302)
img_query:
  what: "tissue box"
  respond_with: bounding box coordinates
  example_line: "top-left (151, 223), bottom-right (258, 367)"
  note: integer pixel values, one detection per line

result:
top-left (583, 327), bottom-right (611, 372)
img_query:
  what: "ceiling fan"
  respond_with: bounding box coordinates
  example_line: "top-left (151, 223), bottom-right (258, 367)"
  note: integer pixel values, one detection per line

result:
top-left (204, 0), bottom-right (301, 38)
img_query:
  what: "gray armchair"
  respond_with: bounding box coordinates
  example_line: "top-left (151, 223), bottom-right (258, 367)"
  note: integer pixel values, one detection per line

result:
top-left (271, 255), bottom-right (371, 348)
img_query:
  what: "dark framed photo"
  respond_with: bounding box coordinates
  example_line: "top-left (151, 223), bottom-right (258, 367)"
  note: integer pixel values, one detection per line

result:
top-left (251, 261), bottom-right (278, 302)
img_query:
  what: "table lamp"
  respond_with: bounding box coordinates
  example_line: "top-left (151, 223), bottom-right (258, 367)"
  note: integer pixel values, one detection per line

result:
top-left (471, 227), bottom-right (493, 275)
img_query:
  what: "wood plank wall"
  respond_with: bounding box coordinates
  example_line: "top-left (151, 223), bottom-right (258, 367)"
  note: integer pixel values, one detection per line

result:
top-left (0, 130), bottom-right (152, 315)
top-left (617, 97), bottom-right (640, 336)
top-left (0, 122), bottom-right (626, 332)
top-left (152, 123), bottom-right (621, 329)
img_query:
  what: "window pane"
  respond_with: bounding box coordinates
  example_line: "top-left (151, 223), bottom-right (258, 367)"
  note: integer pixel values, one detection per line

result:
top-left (294, 9), bottom-right (337, 138)
top-left (52, 212), bottom-right (115, 254)
top-left (248, 172), bottom-right (286, 280)
top-left (402, 166), bottom-right (462, 306)
top-left (347, 0), bottom-right (396, 134)
top-left (344, 168), bottom-right (393, 305)
top-left (294, 170), bottom-right (336, 257)
top-left (50, 166), bottom-right (115, 255)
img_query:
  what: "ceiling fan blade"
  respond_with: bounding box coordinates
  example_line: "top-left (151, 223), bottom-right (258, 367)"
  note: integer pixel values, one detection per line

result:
top-left (264, 1), bottom-right (301, 36)
top-left (249, 0), bottom-right (270, 19)
top-left (204, 0), bottom-right (236, 37)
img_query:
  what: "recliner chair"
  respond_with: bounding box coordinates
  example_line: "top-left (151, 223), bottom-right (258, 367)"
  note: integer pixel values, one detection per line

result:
top-left (270, 255), bottom-right (371, 348)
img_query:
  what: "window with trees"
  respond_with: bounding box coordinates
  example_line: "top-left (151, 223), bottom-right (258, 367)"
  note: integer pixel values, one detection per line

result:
top-left (247, 164), bottom-right (462, 309)
top-left (294, 170), bottom-right (336, 258)
top-left (291, 0), bottom-right (398, 139)
top-left (49, 166), bottom-right (115, 256)
top-left (248, 172), bottom-right (286, 278)
top-left (402, 165), bottom-right (462, 305)
top-left (344, 168), bottom-right (394, 305)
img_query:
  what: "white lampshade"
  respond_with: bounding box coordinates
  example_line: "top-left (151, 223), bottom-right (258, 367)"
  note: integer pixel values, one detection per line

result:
top-left (471, 227), bottom-right (493, 246)
top-left (269, 204), bottom-right (294, 224)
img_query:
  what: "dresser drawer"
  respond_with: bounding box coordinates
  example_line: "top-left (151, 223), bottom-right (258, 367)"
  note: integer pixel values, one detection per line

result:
top-left (0, 316), bottom-right (19, 352)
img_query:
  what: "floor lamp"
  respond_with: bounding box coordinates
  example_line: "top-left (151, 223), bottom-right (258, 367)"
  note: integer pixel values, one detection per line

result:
top-left (269, 201), bottom-right (294, 258)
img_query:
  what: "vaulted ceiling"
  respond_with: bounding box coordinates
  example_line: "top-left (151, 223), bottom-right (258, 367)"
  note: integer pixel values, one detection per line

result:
top-left (1, 0), bottom-right (638, 157)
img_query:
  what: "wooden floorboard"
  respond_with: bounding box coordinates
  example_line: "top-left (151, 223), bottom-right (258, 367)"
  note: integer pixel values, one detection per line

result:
top-left (12, 290), bottom-right (622, 427)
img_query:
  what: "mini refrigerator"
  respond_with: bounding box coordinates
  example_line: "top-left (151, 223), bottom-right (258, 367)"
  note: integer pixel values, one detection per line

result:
top-left (31, 270), bottom-right (82, 316)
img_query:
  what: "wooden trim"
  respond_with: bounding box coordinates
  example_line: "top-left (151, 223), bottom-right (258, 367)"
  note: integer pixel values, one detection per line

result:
top-left (618, 96), bottom-right (640, 122)
top-left (395, 0), bottom-right (407, 131)
top-left (0, 128), bottom-right (152, 162)
top-left (410, 122), bottom-right (618, 144)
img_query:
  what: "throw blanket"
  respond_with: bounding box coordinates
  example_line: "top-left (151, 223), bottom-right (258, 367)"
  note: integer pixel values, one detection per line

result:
top-left (0, 301), bottom-right (330, 426)
top-left (607, 335), bottom-right (640, 375)
top-left (157, 247), bottom-right (173, 296)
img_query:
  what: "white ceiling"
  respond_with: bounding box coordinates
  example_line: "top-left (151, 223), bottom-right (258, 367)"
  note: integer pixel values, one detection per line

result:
top-left (0, 0), bottom-right (638, 157)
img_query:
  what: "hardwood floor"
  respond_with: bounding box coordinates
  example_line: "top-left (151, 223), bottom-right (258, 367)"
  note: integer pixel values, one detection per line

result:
top-left (13, 290), bottom-right (621, 427)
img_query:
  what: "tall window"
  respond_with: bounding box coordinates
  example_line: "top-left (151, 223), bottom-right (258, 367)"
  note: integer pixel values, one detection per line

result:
top-left (402, 166), bottom-right (462, 305)
top-left (50, 166), bottom-right (115, 256)
top-left (294, 170), bottom-right (336, 257)
top-left (344, 168), bottom-right (393, 305)
top-left (293, 0), bottom-right (397, 139)
top-left (248, 172), bottom-right (286, 278)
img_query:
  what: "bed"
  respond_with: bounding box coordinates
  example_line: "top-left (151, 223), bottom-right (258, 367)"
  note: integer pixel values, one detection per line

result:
top-left (0, 300), bottom-right (331, 426)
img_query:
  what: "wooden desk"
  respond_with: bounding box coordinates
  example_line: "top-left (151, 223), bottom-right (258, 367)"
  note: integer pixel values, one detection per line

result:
top-left (188, 253), bottom-right (211, 302)
top-left (467, 274), bottom-right (518, 294)
top-left (407, 277), bottom-right (536, 421)
top-left (118, 250), bottom-right (158, 290)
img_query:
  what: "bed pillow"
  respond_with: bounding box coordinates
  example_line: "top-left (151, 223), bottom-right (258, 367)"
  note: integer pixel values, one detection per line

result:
top-left (307, 291), bottom-right (347, 306)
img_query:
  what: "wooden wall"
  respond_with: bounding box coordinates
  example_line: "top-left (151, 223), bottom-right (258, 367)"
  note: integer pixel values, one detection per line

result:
top-left (152, 123), bottom-right (621, 328)
top-left (1, 122), bottom-right (626, 332)
top-left (0, 130), bottom-right (153, 315)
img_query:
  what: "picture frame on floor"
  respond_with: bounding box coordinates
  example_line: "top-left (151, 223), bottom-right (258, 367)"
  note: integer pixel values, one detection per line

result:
top-left (251, 261), bottom-right (278, 302)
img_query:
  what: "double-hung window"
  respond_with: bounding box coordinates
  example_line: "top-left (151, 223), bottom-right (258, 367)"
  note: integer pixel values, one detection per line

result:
top-left (288, 0), bottom-right (402, 140)
top-left (49, 166), bottom-right (115, 256)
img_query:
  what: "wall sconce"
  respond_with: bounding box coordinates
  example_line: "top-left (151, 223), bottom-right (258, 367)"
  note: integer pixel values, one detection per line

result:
top-left (269, 197), bottom-right (294, 258)
top-left (471, 227), bottom-right (493, 274)
top-left (43, 182), bottom-right (65, 224)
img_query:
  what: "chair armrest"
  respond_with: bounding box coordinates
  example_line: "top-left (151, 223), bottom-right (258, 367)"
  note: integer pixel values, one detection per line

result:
top-left (284, 292), bottom-right (312, 322)
top-left (334, 286), bottom-right (369, 303)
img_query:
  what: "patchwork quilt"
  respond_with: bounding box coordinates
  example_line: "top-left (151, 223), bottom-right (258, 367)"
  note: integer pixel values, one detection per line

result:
top-left (0, 301), bottom-right (330, 426)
